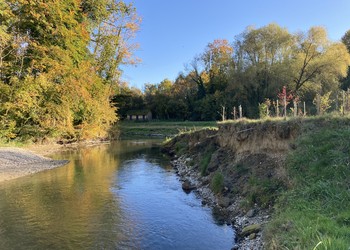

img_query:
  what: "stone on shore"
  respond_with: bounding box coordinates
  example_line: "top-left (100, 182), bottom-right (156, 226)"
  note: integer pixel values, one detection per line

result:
top-left (218, 196), bottom-right (231, 208)
top-left (182, 180), bottom-right (196, 191)
top-left (240, 224), bottom-right (261, 237)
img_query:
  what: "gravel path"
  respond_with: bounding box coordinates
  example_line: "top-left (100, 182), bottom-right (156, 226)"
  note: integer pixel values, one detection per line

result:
top-left (0, 147), bottom-right (69, 182)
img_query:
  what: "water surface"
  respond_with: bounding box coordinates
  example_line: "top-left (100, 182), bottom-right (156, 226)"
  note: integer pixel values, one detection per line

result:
top-left (0, 140), bottom-right (235, 249)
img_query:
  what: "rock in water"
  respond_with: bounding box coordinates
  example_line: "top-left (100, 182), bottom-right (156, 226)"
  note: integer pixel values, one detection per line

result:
top-left (182, 180), bottom-right (195, 191)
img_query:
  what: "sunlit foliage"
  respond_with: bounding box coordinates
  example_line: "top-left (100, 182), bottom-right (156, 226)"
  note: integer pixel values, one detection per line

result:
top-left (125, 24), bottom-right (350, 120)
top-left (0, 0), bottom-right (140, 141)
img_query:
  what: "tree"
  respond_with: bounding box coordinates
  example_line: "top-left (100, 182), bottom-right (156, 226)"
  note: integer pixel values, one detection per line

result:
top-left (203, 39), bottom-right (233, 73)
top-left (186, 56), bottom-right (207, 99)
top-left (112, 86), bottom-right (144, 119)
top-left (341, 30), bottom-right (350, 52)
top-left (0, 0), bottom-right (140, 141)
top-left (291, 27), bottom-right (350, 92)
top-left (90, 1), bottom-right (141, 85)
top-left (233, 23), bottom-right (294, 116)
top-left (340, 29), bottom-right (350, 90)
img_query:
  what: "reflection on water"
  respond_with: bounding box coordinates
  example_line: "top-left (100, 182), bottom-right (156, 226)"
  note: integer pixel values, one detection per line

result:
top-left (0, 140), bottom-right (235, 249)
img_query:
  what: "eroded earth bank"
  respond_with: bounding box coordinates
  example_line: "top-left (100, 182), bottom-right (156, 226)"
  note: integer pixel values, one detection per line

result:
top-left (162, 119), bottom-right (302, 249)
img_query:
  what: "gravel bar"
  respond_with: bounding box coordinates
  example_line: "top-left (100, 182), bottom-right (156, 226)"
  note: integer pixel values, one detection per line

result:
top-left (0, 147), bottom-right (69, 182)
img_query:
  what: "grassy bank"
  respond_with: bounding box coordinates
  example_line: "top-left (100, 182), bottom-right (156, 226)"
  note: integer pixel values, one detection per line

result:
top-left (117, 120), bottom-right (217, 139)
top-left (265, 117), bottom-right (350, 249)
top-left (163, 115), bottom-right (350, 249)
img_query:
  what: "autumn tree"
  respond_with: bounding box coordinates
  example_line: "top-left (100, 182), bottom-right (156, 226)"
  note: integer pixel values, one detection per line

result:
top-left (0, 0), bottom-right (140, 141)
top-left (90, 1), bottom-right (141, 86)
top-left (202, 39), bottom-right (234, 93)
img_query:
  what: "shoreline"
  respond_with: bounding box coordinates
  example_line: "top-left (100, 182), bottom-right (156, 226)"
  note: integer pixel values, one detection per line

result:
top-left (0, 146), bottom-right (69, 183)
top-left (172, 155), bottom-right (268, 250)
top-left (0, 140), bottom-right (112, 183)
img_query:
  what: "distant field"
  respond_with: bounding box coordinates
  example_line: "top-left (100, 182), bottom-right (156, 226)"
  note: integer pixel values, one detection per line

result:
top-left (117, 120), bottom-right (217, 139)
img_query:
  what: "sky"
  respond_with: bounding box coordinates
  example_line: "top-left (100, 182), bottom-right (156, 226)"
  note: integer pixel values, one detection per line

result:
top-left (121, 0), bottom-right (350, 90)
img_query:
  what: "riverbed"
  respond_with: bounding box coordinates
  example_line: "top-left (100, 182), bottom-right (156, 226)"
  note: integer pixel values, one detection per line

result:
top-left (0, 140), bottom-right (235, 249)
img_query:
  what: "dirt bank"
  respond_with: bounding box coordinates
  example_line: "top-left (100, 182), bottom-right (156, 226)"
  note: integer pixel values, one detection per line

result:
top-left (0, 147), bottom-right (69, 183)
top-left (162, 119), bottom-right (302, 249)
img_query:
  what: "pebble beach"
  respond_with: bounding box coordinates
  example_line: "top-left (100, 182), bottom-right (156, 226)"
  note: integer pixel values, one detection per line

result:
top-left (0, 147), bottom-right (68, 183)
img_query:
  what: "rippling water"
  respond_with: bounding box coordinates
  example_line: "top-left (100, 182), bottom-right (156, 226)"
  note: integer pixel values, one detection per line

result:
top-left (0, 140), bottom-right (235, 249)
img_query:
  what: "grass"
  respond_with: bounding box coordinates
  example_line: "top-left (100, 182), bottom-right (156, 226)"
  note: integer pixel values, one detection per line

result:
top-left (117, 120), bottom-right (217, 139)
top-left (174, 140), bottom-right (188, 155)
top-left (200, 150), bottom-right (213, 176)
top-left (211, 172), bottom-right (224, 194)
top-left (265, 120), bottom-right (350, 250)
top-left (245, 176), bottom-right (285, 208)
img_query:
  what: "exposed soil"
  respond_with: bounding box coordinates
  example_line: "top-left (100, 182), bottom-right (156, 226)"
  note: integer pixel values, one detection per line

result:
top-left (162, 120), bottom-right (301, 249)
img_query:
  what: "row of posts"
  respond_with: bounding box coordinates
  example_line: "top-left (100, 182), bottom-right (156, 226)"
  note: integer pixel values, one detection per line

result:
top-left (220, 88), bottom-right (350, 121)
top-left (220, 105), bottom-right (243, 122)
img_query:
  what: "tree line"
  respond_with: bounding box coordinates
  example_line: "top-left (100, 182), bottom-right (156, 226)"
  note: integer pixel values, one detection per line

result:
top-left (0, 0), bottom-right (140, 141)
top-left (115, 24), bottom-right (350, 121)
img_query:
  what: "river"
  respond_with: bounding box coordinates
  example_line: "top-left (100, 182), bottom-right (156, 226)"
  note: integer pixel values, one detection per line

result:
top-left (0, 140), bottom-right (235, 249)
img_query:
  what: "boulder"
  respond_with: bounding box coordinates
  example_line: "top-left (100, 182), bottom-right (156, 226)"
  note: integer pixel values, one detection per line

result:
top-left (218, 196), bottom-right (231, 208)
top-left (182, 180), bottom-right (196, 191)
top-left (240, 224), bottom-right (261, 237)
top-left (246, 209), bottom-right (255, 218)
top-left (248, 233), bottom-right (256, 240)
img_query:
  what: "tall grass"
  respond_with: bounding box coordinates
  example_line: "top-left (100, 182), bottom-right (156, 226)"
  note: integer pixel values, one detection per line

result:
top-left (211, 172), bottom-right (224, 194)
top-left (200, 151), bottom-right (212, 176)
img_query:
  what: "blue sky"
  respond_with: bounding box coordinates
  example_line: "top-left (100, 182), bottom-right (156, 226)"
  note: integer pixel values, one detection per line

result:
top-left (121, 0), bottom-right (350, 90)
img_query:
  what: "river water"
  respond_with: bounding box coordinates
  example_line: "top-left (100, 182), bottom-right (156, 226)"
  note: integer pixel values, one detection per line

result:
top-left (0, 140), bottom-right (235, 250)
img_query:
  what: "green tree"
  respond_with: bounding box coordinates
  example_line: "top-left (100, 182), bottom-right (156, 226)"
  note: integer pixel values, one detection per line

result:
top-left (340, 29), bottom-right (350, 90)
top-left (291, 27), bottom-right (350, 92)
top-left (233, 23), bottom-right (294, 116)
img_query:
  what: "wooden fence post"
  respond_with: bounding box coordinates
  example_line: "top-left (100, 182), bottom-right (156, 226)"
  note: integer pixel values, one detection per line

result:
top-left (284, 95), bottom-right (287, 118)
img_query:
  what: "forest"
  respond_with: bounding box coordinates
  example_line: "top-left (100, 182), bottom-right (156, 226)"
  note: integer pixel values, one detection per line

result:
top-left (1, 0), bottom-right (350, 142)
top-left (0, 0), bottom-right (140, 141)
top-left (116, 24), bottom-right (350, 121)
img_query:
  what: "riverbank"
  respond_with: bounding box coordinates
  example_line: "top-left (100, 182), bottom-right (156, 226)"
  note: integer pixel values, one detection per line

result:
top-left (162, 123), bottom-right (289, 249)
top-left (171, 155), bottom-right (267, 249)
top-left (0, 147), bottom-right (69, 183)
top-left (0, 139), bottom-right (114, 183)
top-left (162, 115), bottom-right (350, 249)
